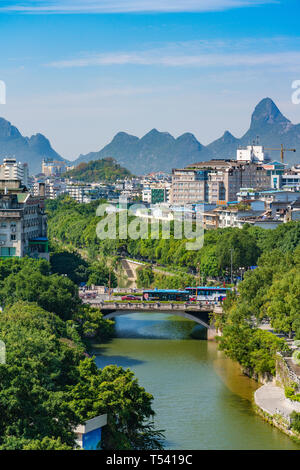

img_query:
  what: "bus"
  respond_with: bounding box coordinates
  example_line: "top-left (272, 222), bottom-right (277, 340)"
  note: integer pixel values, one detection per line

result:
top-left (185, 286), bottom-right (231, 302)
top-left (142, 289), bottom-right (190, 302)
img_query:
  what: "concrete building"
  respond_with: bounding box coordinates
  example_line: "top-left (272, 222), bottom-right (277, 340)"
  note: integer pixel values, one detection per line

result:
top-left (285, 199), bottom-right (300, 222)
top-left (0, 180), bottom-right (48, 260)
top-left (65, 183), bottom-right (116, 203)
top-left (171, 160), bottom-right (270, 205)
top-left (142, 183), bottom-right (170, 204)
top-left (202, 202), bottom-right (282, 231)
top-left (42, 158), bottom-right (69, 177)
top-left (0, 158), bottom-right (29, 187)
top-left (271, 173), bottom-right (300, 190)
top-left (32, 178), bottom-right (66, 200)
top-left (236, 144), bottom-right (268, 163)
top-left (171, 168), bottom-right (208, 205)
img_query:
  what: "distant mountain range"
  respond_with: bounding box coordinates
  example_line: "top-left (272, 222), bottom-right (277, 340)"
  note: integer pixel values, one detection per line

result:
top-left (0, 118), bottom-right (64, 175)
top-left (0, 97), bottom-right (300, 175)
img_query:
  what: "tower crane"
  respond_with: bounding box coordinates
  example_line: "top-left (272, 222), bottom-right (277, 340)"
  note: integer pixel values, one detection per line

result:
top-left (264, 144), bottom-right (296, 163)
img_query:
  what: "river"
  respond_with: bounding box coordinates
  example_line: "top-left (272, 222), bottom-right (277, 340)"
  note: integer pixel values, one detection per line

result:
top-left (94, 312), bottom-right (300, 450)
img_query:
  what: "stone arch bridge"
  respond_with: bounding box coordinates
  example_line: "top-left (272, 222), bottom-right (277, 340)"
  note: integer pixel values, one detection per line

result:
top-left (86, 301), bottom-right (223, 340)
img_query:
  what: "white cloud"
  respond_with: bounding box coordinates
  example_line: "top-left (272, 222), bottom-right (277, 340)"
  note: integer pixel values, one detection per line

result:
top-left (48, 50), bottom-right (300, 69)
top-left (0, 0), bottom-right (276, 14)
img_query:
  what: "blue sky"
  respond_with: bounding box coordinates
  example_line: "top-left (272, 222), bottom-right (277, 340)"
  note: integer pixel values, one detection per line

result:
top-left (1, 0), bottom-right (300, 160)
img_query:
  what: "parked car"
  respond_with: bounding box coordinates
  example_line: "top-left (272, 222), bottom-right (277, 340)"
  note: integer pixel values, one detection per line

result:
top-left (121, 295), bottom-right (139, 301)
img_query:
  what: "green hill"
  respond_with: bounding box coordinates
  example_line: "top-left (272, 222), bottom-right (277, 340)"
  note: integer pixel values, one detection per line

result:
top-left (63, 157), bottom-right (132, 182)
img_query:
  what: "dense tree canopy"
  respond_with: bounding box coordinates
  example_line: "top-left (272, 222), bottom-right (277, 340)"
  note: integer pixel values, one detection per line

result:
top-left (46, 198), bottom-right (300, 281)
top-left (63, 158), bottom-right (132, 183)
top-left (0, 300), bottom-right (163, 450)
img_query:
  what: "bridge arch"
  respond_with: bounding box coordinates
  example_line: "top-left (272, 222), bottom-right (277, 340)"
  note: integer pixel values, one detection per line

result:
top-left (103, 310), bottom-right (210, 330)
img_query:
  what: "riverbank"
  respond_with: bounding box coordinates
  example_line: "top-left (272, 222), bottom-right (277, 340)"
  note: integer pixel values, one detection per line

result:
top-left (254, 384), bottom-right (300, 442)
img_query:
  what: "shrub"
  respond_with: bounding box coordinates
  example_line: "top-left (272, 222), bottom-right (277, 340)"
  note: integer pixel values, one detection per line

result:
top-left (292, 350), bottom-right (300, 366)
top-left (291, 411), bottom-right (300, 433)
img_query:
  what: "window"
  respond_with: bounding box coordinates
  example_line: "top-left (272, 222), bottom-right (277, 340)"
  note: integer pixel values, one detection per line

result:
top-left (10, 234), bottom-right (16, 241)
top-left (0, 247), bottom-right (16, 257)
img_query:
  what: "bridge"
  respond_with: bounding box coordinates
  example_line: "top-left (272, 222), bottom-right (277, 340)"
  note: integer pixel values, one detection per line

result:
top-left (84, 300), bottom-right (223, 339)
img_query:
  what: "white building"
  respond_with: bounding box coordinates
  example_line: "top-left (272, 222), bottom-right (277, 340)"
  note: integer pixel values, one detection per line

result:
top-left (32, 179), bottom-right (66, 200)
top-left (0, 158), bottom-right (29, 187)
top-left (0, 180), bottom-right (48, 260)
top-left (236, 145), bottom-right (268, 163)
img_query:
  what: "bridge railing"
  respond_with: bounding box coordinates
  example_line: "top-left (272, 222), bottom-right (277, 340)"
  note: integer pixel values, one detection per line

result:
top-left (86, 300), bottom-right (222, 313)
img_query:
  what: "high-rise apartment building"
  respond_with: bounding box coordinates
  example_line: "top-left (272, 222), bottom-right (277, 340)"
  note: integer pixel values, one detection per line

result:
top-left (0, 179), bottom-right (48, 260)
top-left (171, 160), bottom-right (270, 205)
top-left (0, 158), bottom-right (29, 187)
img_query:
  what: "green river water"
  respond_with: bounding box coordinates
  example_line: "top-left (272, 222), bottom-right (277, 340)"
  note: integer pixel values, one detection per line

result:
top-left (94, 312), bottom-right (300, 450)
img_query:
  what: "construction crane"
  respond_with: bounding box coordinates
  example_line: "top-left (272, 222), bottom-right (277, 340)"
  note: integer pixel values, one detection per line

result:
top-left (264, 144), bottom-right (296, 163)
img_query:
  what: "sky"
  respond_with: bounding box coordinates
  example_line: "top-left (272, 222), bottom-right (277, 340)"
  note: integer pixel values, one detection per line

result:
top-left (1, 0), bottom-right (300, 160)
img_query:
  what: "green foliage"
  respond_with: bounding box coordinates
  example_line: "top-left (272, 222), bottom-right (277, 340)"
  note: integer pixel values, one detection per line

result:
top-left (50, 250), bottom-right (90, 284)
top-left (63, 157), bottom-right (132, 182)
top-left (215, 227), bottom-right (260, 273)
top-left (292, 350), bottom-right (300, 366)
top-left (0, 300), bottom-right (163, 450)
top-left (50, 249), bottom-right (117, 288)
top-left (74, 305), bottom-right (114, 341)
top-left (285, 387), bottom-right (300, 402)
top-left (67, 359), bottom-right (164, 450)
top-left (136, 266), bottom-right (154, 288)
top-left (291, 411), bottom-right (300, 433)
top-left (0, 302), bottom-right (84, 448)
top-left (217, 300), bottom-right (288, 377)
top-left (217, 242), bottom-right (300, 377)
top-left (0, 261), bottom-right (80, 321)
top-left (87, 261), bottom-right (117, 288)
top-left (0, 436), bottom-right (74, 450)
top-left (46, 198), bottom-right (265, 276)
top-left (45, 197), bottom-right (300, 387)
top-left (46, 199), bottom-right (300, 282)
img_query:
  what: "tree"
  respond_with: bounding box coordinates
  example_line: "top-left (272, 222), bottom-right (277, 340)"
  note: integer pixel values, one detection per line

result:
top-left (68, 359), bottom-right (164, 450)
top-left (0, 301), bottom-right (163, 450)
top-left (74, 305), bottom-right (115, 341)
top-left (136, 266), bottom-right (154, 288)
top-left (50, 250), bottom-right (89, 284)
top-left (0, 265), bottom-right (81, 321)
top-left (266, 269), bottom-right (300, 338)
top-left (0, 302), bottom-right (84, 448)
top-left (215, 228), bottom-right (260, 274)
top-left (87, 261), bottom-right (117, 288)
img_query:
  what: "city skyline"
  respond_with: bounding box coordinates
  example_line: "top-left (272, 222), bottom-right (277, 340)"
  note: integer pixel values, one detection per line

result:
top-left (1, 0), bottom-right (300, 160)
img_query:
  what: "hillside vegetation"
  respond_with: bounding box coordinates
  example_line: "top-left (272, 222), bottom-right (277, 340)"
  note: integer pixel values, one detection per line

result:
top-left (63, 157), bottom-right (132, 182)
